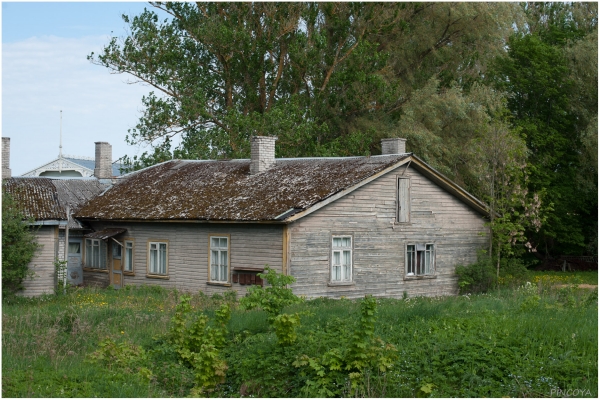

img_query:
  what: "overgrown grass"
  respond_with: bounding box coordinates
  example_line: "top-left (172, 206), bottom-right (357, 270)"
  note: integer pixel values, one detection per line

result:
top-left (499, 270), bottom-right (598, 288)
top-left (3, 275), bottom-right (597, 397)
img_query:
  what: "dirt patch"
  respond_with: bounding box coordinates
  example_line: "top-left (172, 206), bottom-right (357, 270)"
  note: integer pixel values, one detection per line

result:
top-left (554, 284), bottom-right (598, 290)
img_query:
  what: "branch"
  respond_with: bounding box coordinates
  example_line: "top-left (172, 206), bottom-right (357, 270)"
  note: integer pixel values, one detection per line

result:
top-left (320, 31), bottom-right (364, 92)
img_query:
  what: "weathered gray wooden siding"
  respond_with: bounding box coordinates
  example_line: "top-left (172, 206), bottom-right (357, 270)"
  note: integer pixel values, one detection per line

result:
top-left (85, 222), bottom-right (283, 295)
top-left (20, 226), bottom-right (56, 297)
top-left (288, 165), bottom-right (488, 299)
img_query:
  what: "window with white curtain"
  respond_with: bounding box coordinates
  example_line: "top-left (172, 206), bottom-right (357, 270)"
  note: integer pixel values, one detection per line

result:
top-left (331, 236), bottom-right (352, 282)
top-left (210, 236), bottom-right (229, 283)
top-left (406, 244), bottom-right (435, 276)
top-left (148, 241), bottom-right (168, 275)
top-left (85, 239), bottom-right (105, 269)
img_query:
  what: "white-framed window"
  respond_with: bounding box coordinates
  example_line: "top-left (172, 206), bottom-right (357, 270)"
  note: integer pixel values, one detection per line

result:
top-left (148, 241), bottom-right (168, 275)
top-left (210, 236), bottom-right (229, 283)
top-left (85, 239), bottom-right (105, 269)
top-left (124, 241), bottom-right (134, 273)
top-left (406, 243), bottom-right (435, 276)
top-left (331, 236), bottom-right (352, 282)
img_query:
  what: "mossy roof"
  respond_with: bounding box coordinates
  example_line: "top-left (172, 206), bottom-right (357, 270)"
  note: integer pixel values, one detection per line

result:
top-left (75, 155), bottom-right (410, 222)
top-left (3, 177), bottom-right (108, 226)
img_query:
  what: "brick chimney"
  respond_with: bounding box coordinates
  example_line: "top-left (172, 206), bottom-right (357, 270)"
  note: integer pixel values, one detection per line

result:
top-left (2, 137), bottom-right (11, 179)
top-left (250, 136), bottom-right (277, 175)
top-left (94, 142), bottom-right (112, 179)
top-left (381, 138), bottom-right (407, 155)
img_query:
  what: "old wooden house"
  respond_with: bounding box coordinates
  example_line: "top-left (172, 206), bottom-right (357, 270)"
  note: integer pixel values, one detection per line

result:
top-left (74, 137), bottom-right (489, 298)
top-left (2, 138), bottom-right (114, 296)
top-left (3, 177), bottom-right (108, 296)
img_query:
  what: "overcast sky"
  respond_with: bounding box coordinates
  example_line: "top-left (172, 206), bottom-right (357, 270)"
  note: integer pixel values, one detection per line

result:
top-left (2, 1), bottom-right (172, 175)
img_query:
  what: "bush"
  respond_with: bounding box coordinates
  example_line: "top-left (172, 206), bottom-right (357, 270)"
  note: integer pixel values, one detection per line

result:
top-left (499, 257), bottom-right (529, 278)
top-left (2, 191), bottom-right (40, 297)
top-left (240, 266), bottom-right (302, 324)
top-left (455, 252), bottom-right (497, 294)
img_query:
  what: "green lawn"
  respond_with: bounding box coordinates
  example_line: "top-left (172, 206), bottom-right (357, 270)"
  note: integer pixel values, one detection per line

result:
top-left (2, 274), bottom-right (597, 397)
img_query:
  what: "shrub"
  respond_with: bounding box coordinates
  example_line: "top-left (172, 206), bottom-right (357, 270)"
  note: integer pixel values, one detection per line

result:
top-left (293, 296), bottom-right (397, 397)
top-left (455, 252), bottom-right (497, 294)
top-left (240, 266), bottom-right (302, 322)
top-left (167, 295), bottom-right (231, 394)
top-left (87, 338), bottom-right (153, 381)
top-left (2, 191), bottom-right (40, 297)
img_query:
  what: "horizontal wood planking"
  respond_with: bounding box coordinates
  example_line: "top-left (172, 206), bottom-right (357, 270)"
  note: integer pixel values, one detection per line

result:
top-left (86, 222), bottom-right (283, 296)
top-left (83, 271), bottom-right (109, 288)
top-left (20, 226), bottom-right (56, 297)
top-left (289, 165), bottom-right (487, 299)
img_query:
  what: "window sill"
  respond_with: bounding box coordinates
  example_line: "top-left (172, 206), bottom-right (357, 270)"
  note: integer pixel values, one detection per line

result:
top-left (207, 281), bottom-right (232, 287)
top-left (404, 274), bottom-right (437, 281)
top-left (328, 282), bottom-right (355, 287)
top-left (123, 272), bottom-right (135, 276)
top-left (146, 274), bottom-right (169, 280)
top-left (83, 267), bottom-right (108, 273)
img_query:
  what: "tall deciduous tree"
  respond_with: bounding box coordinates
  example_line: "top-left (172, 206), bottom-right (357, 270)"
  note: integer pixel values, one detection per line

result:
top-left (489, 2), bottom-right (598, 257)
top-left (90, 2), bottom-right (522, 170)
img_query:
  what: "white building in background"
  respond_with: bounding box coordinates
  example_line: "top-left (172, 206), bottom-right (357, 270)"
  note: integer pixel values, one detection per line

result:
top-left (21, 153), bottom-right (124, 178)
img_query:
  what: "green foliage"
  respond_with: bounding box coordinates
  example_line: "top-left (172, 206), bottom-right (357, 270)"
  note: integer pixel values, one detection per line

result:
top-left (272, 313), bottom-right (301, 347)
top-left (517, 282), bottom-right (541, 311)
top-left (91, 2), bottom-right (523, 171)
top-left (292, 296), bottom-right (397, 397)
top-left (455, 253), bottom-right (498, 294)
top-left (167, 295), bottom-right (231, 394)
top-left (87, 338), bottom-right (153, 381)
top-left (54, 258), bottom-right (68, 294)
top-left (2, 285), bottom-right (598, 398)
top-left (489, 3), bottom-right (598, 256)
top-left (240, 266), bottom-right (302, 325)
top-left (499, 258), bottom-right (529, 279)
top-left (2, 191), bottom-right (39, 297)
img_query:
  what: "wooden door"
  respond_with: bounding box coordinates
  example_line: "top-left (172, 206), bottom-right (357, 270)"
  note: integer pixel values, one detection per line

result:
top-left (111, 242), bottom-right (123, 289)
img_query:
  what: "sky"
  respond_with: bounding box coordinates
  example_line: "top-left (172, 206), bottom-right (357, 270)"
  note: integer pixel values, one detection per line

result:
top-left (2, 1), bottom-right (172, 175)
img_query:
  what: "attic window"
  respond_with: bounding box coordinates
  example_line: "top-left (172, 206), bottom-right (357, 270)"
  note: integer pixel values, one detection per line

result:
top-left (406, 244), bottom-right (434, 276)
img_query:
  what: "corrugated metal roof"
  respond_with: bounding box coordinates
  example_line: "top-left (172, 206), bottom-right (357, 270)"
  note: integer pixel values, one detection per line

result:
top-left (3, 177), bottom-right (108, 225)
top-left (76, 155), bottom-right (410, 222)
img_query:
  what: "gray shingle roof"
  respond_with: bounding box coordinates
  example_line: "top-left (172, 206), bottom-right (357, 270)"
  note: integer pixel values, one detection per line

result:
top-left (3, 177), bottom-right (108, 227)
top-left (75, 155), bottom-right (410, 222)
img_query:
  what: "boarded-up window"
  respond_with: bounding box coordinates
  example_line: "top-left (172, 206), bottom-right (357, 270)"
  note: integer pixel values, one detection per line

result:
top-left (398, 178), bottom-right (411, 222)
